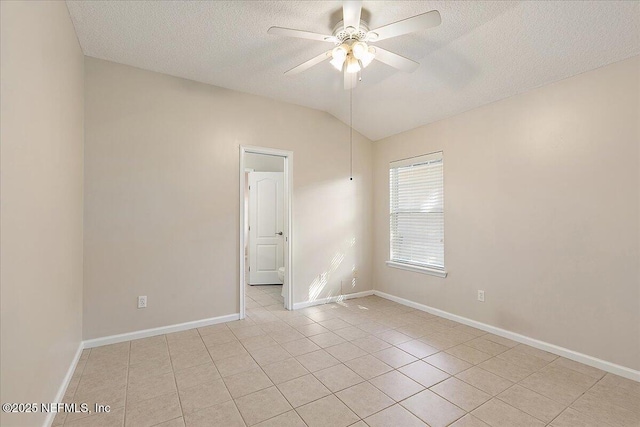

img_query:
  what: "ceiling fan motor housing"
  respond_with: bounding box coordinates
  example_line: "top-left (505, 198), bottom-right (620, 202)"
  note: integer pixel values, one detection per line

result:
top-left (332, 20), bottom-right (370, 44)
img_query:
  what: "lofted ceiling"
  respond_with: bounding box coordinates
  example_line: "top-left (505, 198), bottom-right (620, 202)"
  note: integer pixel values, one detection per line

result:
top-left (66, 1), bottom-right (639, 141)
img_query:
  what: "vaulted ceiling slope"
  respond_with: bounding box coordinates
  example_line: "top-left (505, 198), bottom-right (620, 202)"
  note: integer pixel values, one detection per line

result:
top-left (66, 1), bottom-right (639, 141)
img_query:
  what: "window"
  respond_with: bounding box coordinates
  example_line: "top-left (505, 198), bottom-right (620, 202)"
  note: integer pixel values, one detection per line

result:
top-left (387, 151), bottom-right (446, 277)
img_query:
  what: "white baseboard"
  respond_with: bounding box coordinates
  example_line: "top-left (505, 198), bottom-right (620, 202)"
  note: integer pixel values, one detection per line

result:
top-left (44, 342), bottom-right (83, 427)
top-left (373, 290), bottom-right (640, 382)
top-left (293, 290), bottom-right (374, 310)
top-left (83, 313), bottom-right (240, 348)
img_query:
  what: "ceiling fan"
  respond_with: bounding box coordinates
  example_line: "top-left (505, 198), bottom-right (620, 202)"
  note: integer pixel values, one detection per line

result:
top-left (268, 1), bottom-right (441, 89)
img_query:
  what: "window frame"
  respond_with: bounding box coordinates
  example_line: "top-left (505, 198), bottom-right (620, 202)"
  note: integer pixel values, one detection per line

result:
top-left (386, 151), bottom-right (447, 278)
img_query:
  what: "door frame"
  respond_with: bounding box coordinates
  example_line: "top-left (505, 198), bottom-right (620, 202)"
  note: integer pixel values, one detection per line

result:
top-left (239, 145), bottom-right (294, 319)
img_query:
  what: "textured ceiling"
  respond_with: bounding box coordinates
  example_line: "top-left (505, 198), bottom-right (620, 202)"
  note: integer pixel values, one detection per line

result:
top-left (66, 1), bottom-right (639, 141)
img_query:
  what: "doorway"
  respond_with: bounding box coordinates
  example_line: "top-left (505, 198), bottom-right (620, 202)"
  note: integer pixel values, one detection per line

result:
top-left (239, 146), bottom-right (293, 319)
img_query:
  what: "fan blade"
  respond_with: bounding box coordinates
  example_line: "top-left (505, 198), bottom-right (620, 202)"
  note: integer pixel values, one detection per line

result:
top-left (268, 27), bottom-right (336, 43)
top-left (368, 10), bottom-right (441, 41)
top-left (373, 47), bottom-right (419, 72)
top-left (344, 71), bottom-right (357, 90)
top-left (343, 1), bottom-right (362, 30)
top-left (285, 50), bottom-right (332, 75)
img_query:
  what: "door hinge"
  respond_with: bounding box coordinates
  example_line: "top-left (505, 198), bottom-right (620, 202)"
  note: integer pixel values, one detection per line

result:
top-left (248, 266), bottom-right (250, 271)
top-left (248, 185), bottom-right (251, 190)
top-left (248, 225), bottom-right (250, 230)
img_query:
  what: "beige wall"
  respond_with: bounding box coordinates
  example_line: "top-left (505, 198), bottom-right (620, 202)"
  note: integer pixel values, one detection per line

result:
top-left (0, 2), bottom-right (85, 426)
top-left (373, 56), bottom-right (640, 371)
top-left (83, 58), bottom-right (373, 339)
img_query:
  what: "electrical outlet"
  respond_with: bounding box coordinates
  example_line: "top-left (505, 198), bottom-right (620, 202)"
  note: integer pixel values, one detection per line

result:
top-left (138, 296), bottom-right (147, 309)
top-left (477, 290), bottom-right (485, 302)
top-left (353, 269), bottom-right (359, 278)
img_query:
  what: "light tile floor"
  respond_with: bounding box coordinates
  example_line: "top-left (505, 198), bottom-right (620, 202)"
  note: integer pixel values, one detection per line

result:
top-left (55, 286), bottom-right (640, 427)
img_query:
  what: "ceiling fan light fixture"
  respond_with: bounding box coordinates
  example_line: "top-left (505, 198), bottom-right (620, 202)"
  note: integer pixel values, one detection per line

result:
top-left (330, 56), bottom-right (345, 71)
top-left (346, 56), bottom-right (361, 74)
top-left (330, 44), bottom-right (349, 70)
top-left (352, 41), bottom-right (368, 60)
top-left (360, 51), bottom-right (375, 68)
top-left (332, 44), bottom-right (348, 60)
top-left (360, 47), bottom-right (376, 68)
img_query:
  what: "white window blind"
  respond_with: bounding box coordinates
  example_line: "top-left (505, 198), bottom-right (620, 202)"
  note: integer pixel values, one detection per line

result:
top-left (389, 152), bottom-right (444, 272)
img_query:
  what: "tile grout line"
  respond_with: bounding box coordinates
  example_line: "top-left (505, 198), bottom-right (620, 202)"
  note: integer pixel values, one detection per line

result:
top-left (544, 372), bottom-right (617, 427)
top-left (492, 361), bottom-right (591, 425)
top-left (392, 328), bottom-right (507, 425)
top-left (149, 416), bottom-right (183, 427)
top-left (201, 321), bottom-right (253, 426)
top-left (423, 342), bottom-right (559, 424)
top-left (123, 341), bottom-right (131, 427)
top-left (60, 348), bottom-right (91, 426)
top-left (330, 378), bottom-right (391, 423)
top-left (236, 314), bottom-right (296, 425)
top-left (166, 333), bottom-right (186, 426)
top-left (134, 337), bottom-right (187, 427)
top-left (189, 324), bottom-right (241, 425)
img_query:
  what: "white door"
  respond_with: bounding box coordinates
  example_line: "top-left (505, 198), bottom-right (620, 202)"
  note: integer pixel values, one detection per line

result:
top-left (249, 172), bottom-right (284, 284)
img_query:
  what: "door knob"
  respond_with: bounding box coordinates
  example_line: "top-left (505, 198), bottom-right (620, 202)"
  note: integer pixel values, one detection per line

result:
top-left (276, 232), bottom-right (283, 235)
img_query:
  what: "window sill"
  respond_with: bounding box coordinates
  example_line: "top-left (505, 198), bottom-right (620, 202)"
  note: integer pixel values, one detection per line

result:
top-left (385, 261), bottom-right (448, 278)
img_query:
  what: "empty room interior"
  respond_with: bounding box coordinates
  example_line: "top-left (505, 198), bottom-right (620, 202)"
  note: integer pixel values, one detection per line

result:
top-left (1, 1), bottom-right (639, 427)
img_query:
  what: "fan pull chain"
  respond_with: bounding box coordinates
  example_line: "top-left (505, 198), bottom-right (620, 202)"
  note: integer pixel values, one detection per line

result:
top-left (350, 84), bottom-right (353, 181)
